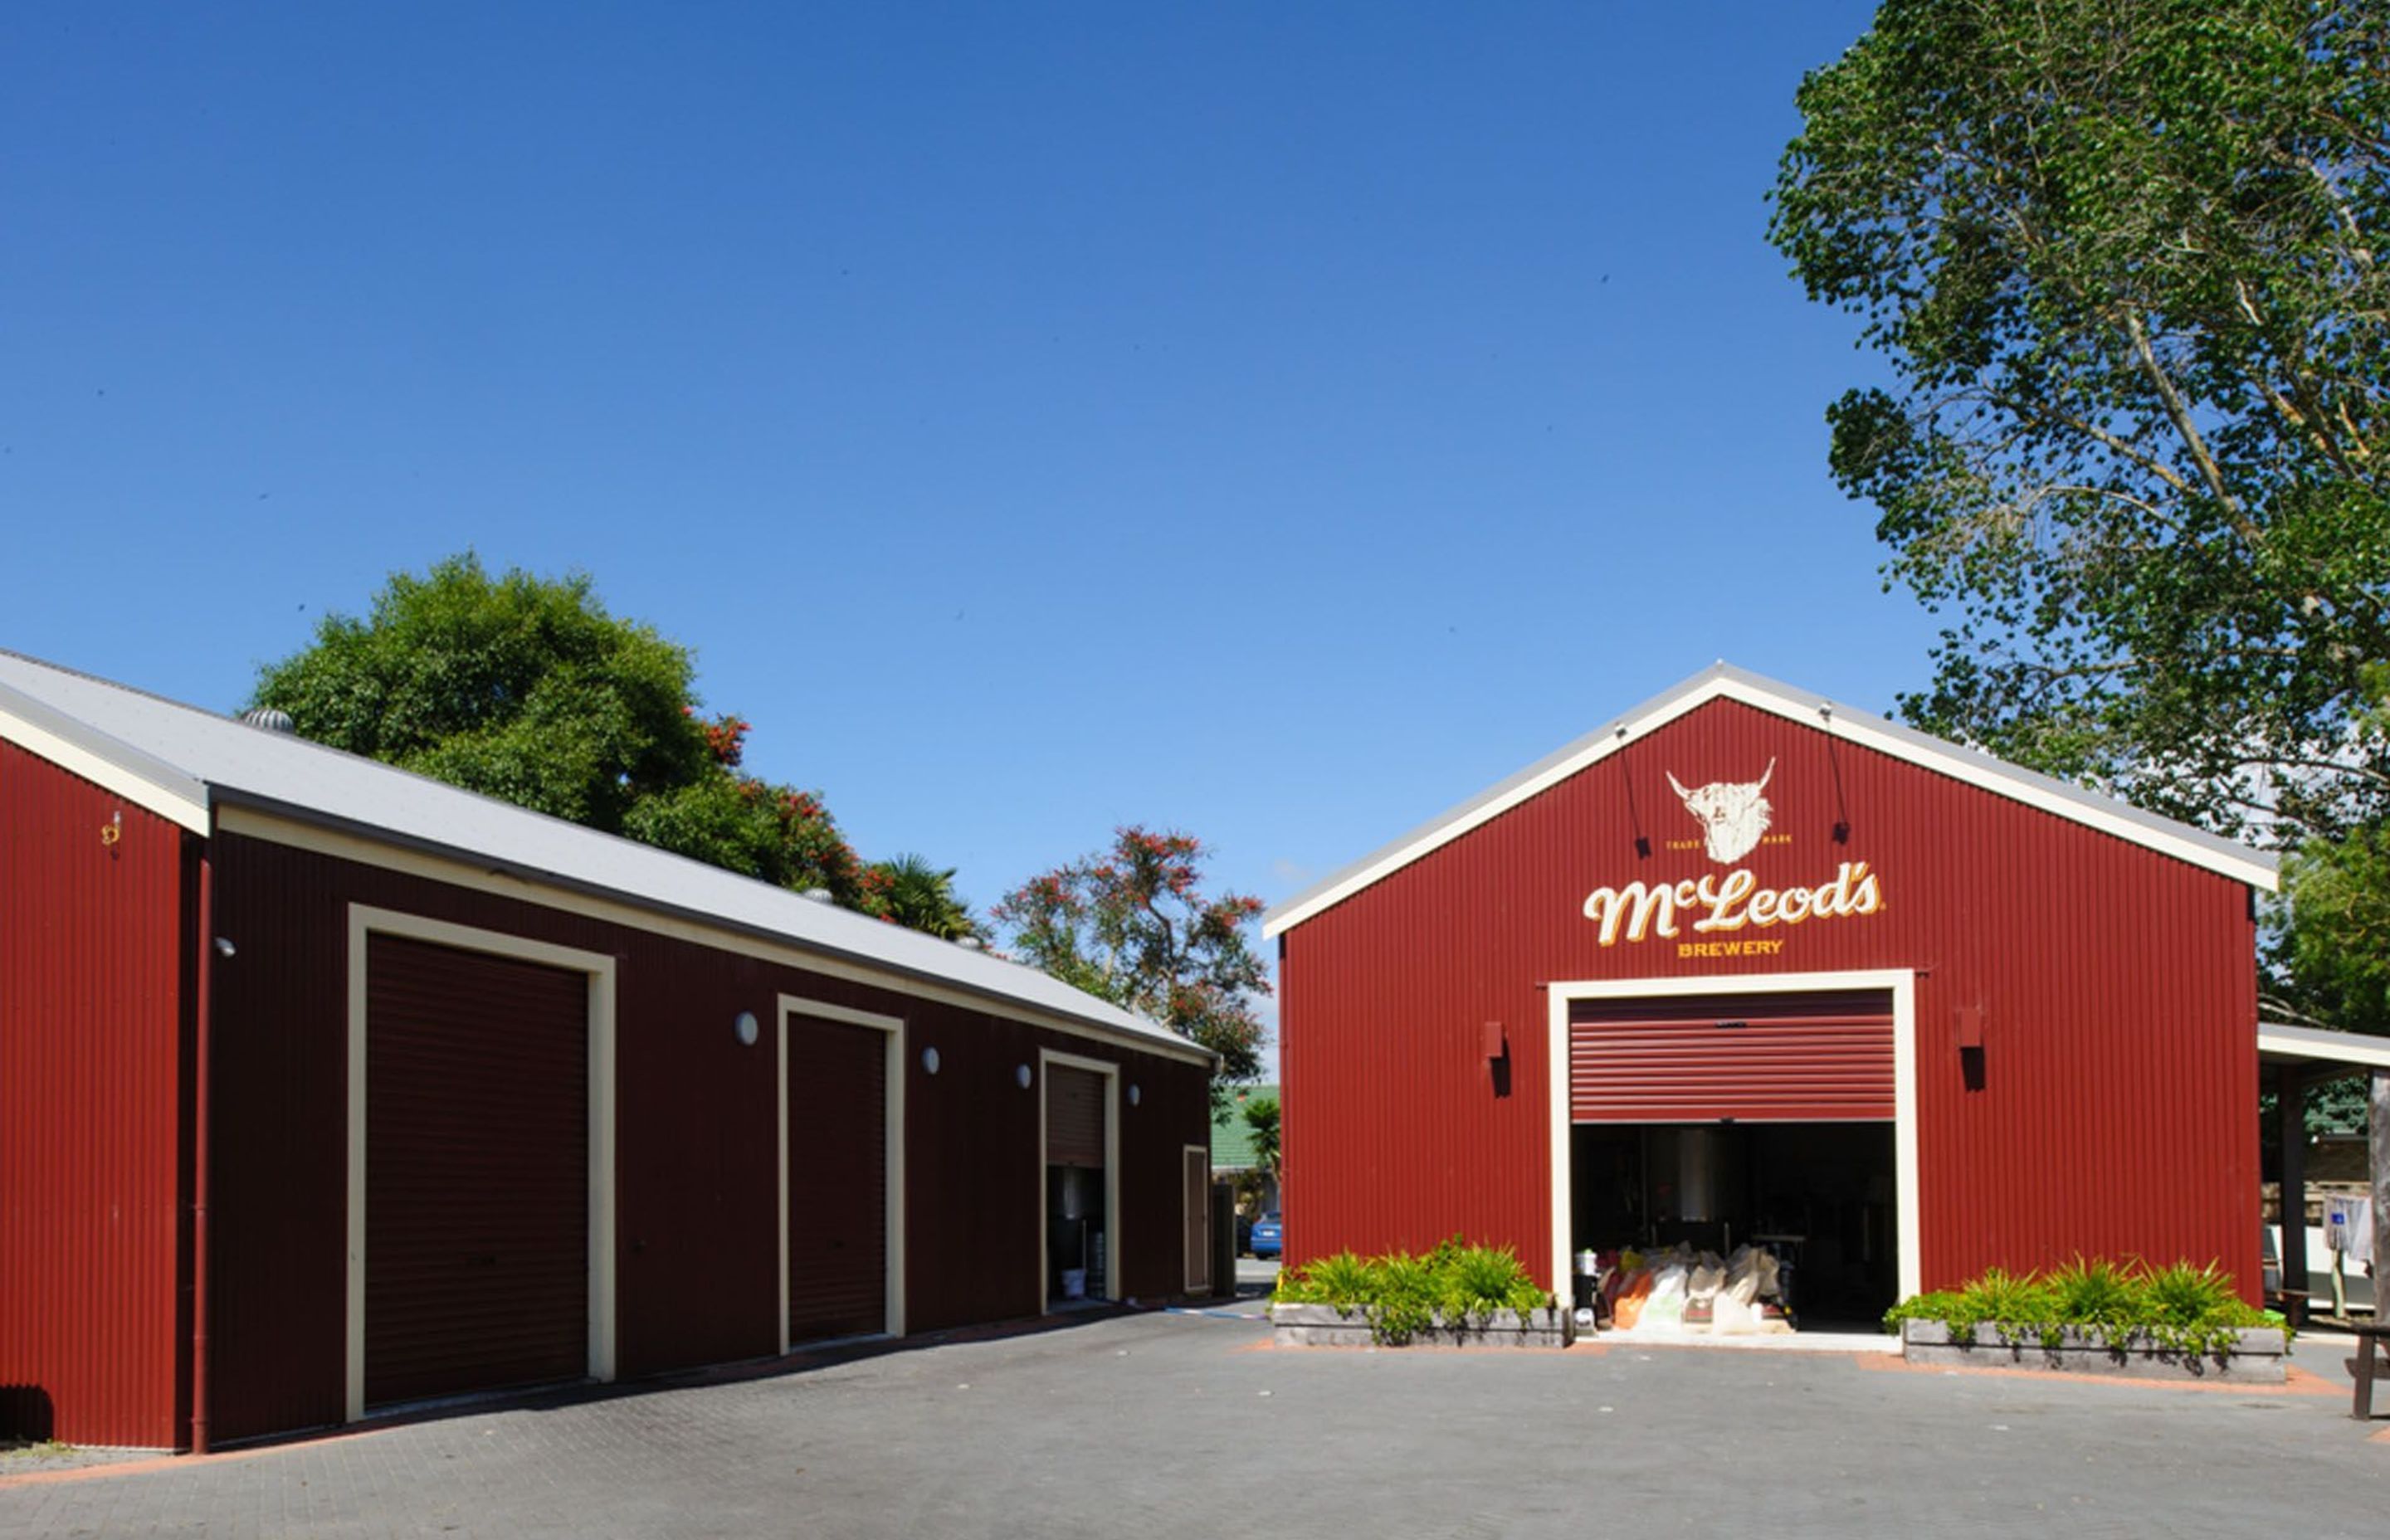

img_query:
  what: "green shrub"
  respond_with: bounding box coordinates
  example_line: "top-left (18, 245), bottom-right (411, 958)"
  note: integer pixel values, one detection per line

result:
top-left (1272, 1250), bottom-right (1366, 1308)
top-left (2137, 1260), bottom-right (2241, 1324)
top-left (2046, 1255), bottom-right (2140, 1336)
top-left (1960, 1267), bottom-right (2062, 1348)
top-left (1436, 1242), bottom-right (1548, 1324)
top-left (1365, 1251), bottom-right (1440, 1345)
top-left (1884, 1289), bottom-right (1977, 1343)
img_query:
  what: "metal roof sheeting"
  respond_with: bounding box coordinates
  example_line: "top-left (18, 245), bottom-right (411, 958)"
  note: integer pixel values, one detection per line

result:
top-left (1210, 1083), bottom-right (1277, 1169)
top-left (0, 648), bottom-right (1204, 1063)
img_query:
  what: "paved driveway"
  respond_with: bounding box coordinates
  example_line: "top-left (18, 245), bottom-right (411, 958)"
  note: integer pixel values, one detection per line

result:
top-left (2, 1311), bottom-right (2383, 1538)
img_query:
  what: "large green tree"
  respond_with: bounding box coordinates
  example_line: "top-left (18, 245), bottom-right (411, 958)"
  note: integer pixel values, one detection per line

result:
top-left (252, 553), bottom-right (943, 925)
top-left (993, 826), bottom-right (1269, 1089)
top-left (1771, 0), bottom-right (2390, 1031)
top-left (254, 553), bottom-right (714, 831)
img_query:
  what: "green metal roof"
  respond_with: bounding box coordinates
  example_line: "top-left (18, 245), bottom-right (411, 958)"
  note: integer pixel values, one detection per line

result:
top-left (1212, 1083), bottom-right (1278, 1168)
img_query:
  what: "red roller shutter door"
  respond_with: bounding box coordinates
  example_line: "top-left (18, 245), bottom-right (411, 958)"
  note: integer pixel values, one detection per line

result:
top-left (787, 1016), bottom-right (887, 1343)
top-left (1569, 990), bottom-right (1895, 1123)
top-left (1046, 1065), bottom-right (1105, 1167)
top-left (365, 935), bottom-right (588, 1409)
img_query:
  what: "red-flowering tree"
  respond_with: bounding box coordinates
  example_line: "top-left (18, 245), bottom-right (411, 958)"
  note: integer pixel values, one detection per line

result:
top-left (995, 827), bottom-right (1268, 1086)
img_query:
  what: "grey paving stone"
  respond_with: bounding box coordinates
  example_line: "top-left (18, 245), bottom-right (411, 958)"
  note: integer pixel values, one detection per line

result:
top-left (0, 1311), bottom-right (2383, 1539)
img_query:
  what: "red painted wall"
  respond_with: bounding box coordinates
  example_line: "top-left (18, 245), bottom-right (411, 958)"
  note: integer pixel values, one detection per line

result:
top-left (1279, 698), bottom-right (2261, 1300)
top-left (0, 744), bottom-right (190, 1448)
top-left (206, 829), bottom-right (1210, 1444)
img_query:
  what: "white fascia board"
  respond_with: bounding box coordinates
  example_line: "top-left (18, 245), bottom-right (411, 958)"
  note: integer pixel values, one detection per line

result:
top-left (1263, 673), bottom-right (1738, 938)
top-left (0, 688), bottom-right (211, 833)
top-left (2259, 1021), bottom-right (2390, 1072)
top-left (1802, 683), bottom-right (2280, 893)
top-left (1263, 665), bottom-right (2277, 939)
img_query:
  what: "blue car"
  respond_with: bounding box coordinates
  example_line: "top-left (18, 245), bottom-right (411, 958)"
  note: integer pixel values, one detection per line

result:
top-left (1249, 1212), bottom-right (1283, 1260)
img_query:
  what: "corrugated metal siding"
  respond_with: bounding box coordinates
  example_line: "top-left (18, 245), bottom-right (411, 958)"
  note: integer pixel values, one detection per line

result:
top-left (363, 936), bottom-right (588, 1407)
top-left (786, 1014), bottom-right (885, 1343)
top-left (205, 828), bottom-right (1215, 1441)
top-left (1280, 698), bottom-right (2261, 1299)
top-left (0, 742), bottom-right (188, 1448)
top-left (1569, 992), bottom-right (1895, 1122)
top-left (1046, 1065), bottom-right (1105, 1168)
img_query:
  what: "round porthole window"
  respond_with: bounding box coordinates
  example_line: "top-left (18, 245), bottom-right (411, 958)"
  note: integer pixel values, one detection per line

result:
top-left (922, 1046), bottom-right (941, 1075)
top-left (1016, 1064), bottom-right (1033, 1089)
top-left (1128, 1084), bottom-right (1142, 1107)
top-left (734, 1011), bottom-right (759, 1047)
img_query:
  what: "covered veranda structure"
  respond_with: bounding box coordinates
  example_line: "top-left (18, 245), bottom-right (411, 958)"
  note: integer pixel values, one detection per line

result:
top-left (2260, 1021), bottom-right (2389, 1324)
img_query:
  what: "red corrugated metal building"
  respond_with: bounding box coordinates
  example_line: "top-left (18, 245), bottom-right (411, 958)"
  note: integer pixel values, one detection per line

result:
top-left (0, 650), bottom-right (1217, 1450)
top-left (1266, 665), bottom-right (2275, 1323)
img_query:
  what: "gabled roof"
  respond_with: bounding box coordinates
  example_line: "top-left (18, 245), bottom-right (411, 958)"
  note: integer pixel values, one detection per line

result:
top-left (1211, 1083), bottom-right (1279, 1168)
top-left (0, 648), bottom-right (1207, 1064)
top-left (1264, 662), bottom-right (2279, 938)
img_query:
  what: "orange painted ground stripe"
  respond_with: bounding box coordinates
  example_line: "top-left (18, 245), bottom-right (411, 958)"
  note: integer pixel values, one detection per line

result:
top-left (0, 1421), bottom-right (406, 1493)
top-left (1856, 1353), bottom-right (2345, 1397)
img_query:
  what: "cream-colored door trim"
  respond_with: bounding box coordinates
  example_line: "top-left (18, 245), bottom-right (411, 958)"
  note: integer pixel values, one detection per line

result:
top-left (778, 996), bottom-right (906, 1352)
top-left (1544, 969), bottom-right (1919, 1302)
top-left (1036, 1050), bottom-right (1121, 1313)
top-left (1183, 1144), bottom-right (1212, 1296)
top-left (346, 905), bottom-right (618, 1423)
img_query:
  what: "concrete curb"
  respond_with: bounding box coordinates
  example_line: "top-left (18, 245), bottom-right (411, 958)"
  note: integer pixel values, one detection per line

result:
top-left (1900, 1320), bottom-right (2289, 1383)
top-left (1271, 1303), bottom-right (1573, 1348)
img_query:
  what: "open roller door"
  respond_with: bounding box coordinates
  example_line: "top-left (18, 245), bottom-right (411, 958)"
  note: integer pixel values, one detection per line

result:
top-left (1570, 990), bottom-right (1895, 1123)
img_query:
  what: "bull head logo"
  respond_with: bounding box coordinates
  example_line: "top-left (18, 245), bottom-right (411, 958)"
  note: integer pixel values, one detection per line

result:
top-left (1667, 758), bottom-right (1775, 864)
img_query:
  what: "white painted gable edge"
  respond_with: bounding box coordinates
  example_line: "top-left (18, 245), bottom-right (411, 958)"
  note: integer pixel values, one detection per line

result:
top-left (0, 682), bottom-right (212, 832)
top-left (1263, 663), bottom-right (2279, 939)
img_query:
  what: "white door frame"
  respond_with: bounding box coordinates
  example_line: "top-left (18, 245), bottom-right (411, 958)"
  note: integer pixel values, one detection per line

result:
top-left (1036, 1050), bottom-right (1120, 1312)
top-left (778, 995), bottom-right (906, 1351)
top-left (345, 905), bottom-right (618, 1422)
top-left (1544, 968), bottom-right (1919, 1302)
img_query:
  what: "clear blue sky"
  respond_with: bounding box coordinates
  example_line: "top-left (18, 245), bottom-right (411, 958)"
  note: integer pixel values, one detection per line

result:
top-left (2, 3), bottom-right (1929, 1051)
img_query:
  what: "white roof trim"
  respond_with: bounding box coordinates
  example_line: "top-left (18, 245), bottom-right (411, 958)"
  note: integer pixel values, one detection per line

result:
top-left (2259, 1021), bottom-right (2390, 1072)
top-left (1264, 663), bottom-right (2279, 938)
top-left (0, 649), bottom-right (1207, 1063)
top-left (0, 690), bottom-right (211, 833)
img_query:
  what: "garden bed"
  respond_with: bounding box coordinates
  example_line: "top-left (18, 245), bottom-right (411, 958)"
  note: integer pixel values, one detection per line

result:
top-left (1271, 1302), bottom-right (1572, 1349)
top-left (1885, 1259), bottom-right (2288, 1382)
top-left (1899, 1319), bottom-right (2286, 1381)
top-left (1270, 1238), bottom-right (1567, 1348)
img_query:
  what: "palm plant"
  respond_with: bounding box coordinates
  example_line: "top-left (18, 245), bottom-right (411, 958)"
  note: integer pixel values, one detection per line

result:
top-left (872, 854), bottom-right (983, 942)
top-left (1241, 1096), bottom-right (1280, 1182)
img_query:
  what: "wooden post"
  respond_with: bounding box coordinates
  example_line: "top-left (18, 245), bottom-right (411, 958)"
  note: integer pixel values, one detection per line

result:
top-left (2373, 1070), bottom-right (2388, 1313)
top-left (2279, 1064), bottom-right (2309, 1326)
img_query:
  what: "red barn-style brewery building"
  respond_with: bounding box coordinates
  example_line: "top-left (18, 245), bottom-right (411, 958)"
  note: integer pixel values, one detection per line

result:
top-left (0, 651), bottom-right (1217, 1450)
top-left (1266, 665), bottom-right (2276, 1322)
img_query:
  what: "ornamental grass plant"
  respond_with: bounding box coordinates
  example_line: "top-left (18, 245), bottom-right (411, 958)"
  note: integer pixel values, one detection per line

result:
top-left (1273, 1237), bottom-right (1554, 1344)
top-left (1885, 1256), bottom-right (2275, 1357)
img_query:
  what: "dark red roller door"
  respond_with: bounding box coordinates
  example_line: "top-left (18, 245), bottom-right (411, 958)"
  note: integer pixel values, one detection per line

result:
top-left (1046, 1065), bottom-right (1105, 1168)
top-left (365, 935), bottom-right (588, 1409)
top-left (788, 1016), bottom-right (887, 1343)
top-left (1569, 990), bottom-right (1895, 1123)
